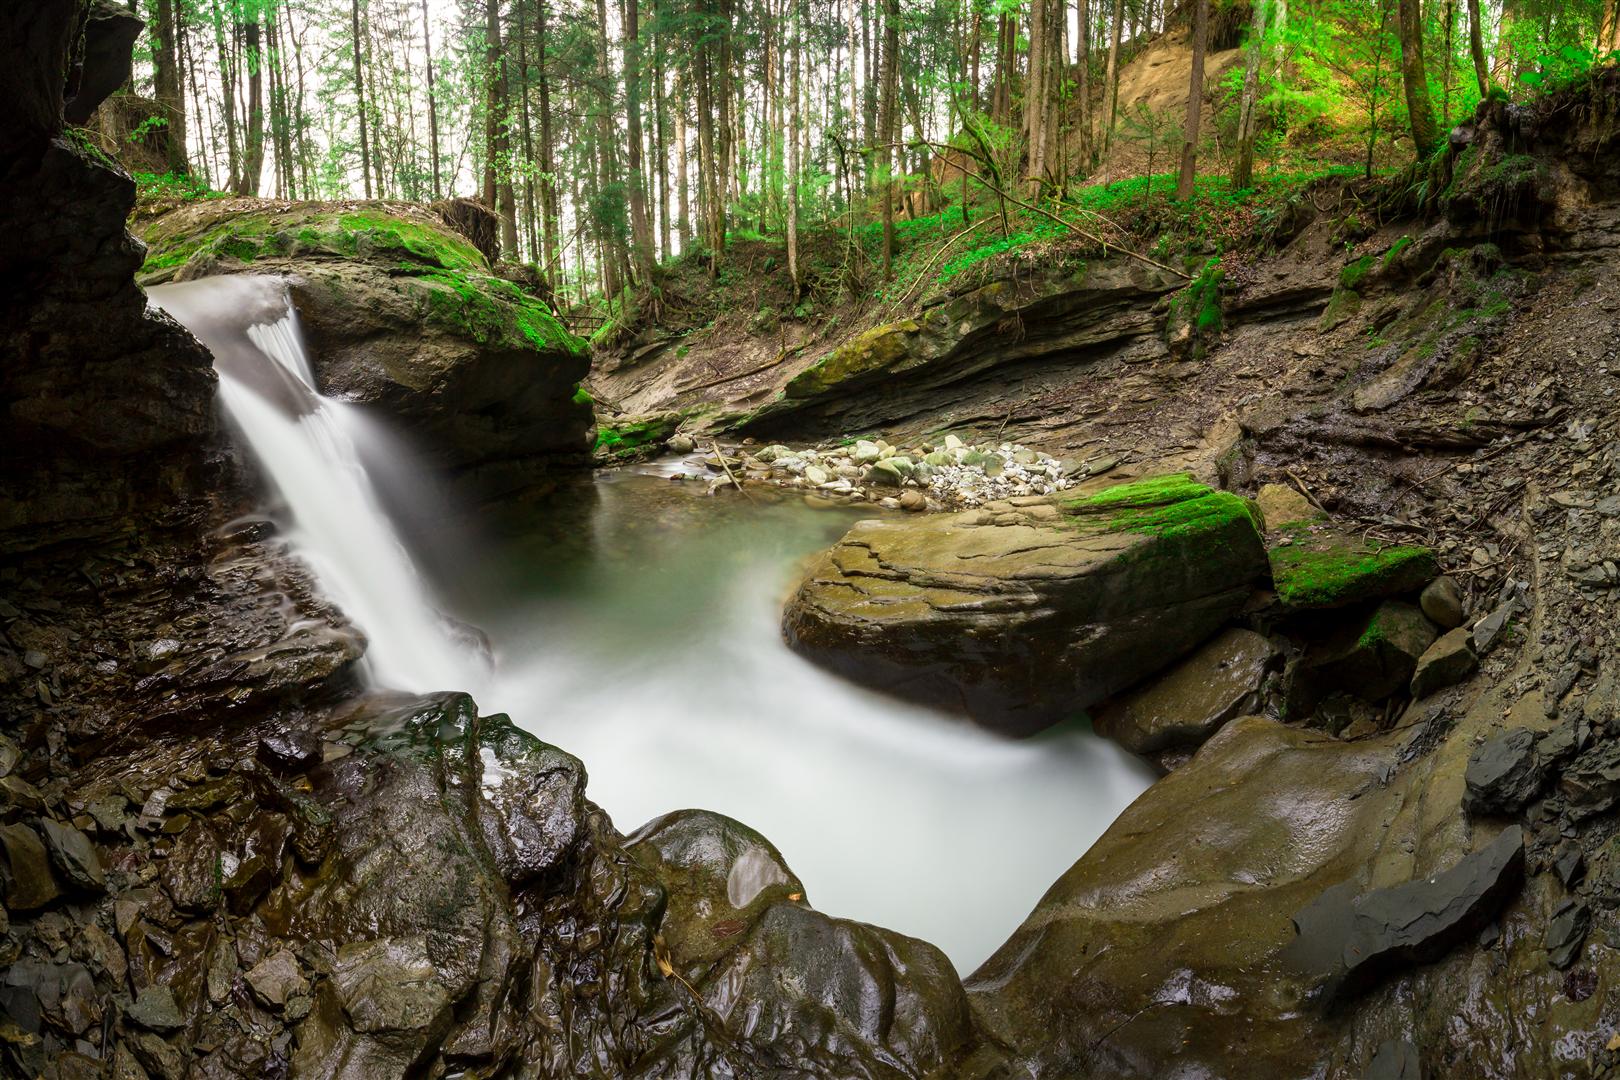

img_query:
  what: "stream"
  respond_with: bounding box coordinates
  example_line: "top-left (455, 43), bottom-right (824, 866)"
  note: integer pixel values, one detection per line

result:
top-left (150, 274), bottom-right (1154, 974)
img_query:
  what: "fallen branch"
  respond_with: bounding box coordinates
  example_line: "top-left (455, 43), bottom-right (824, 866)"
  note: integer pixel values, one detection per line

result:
top-left (709, 439), bottom-right (756, 503)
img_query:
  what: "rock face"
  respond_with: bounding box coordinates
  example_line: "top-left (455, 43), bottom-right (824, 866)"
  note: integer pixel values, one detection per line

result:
top-left (1093, 627), bottom-right (1275, 760)
top-left (1281, 824), bottom-right (1524, 1005)
top-left (739, 260), bottom-right (1178, 438)
top-left (136, 200), bottom-right (593, 495)
top-left (1267, 523), bottom-right (1438, 610)
top-left (783, 475), bottom-right (1270, 735)
top-left (0, 0), bottom-right (218, 553)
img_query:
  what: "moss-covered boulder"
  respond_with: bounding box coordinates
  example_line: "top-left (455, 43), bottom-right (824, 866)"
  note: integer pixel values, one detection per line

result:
top-left (782, 474), bottom-right (1269, 735)
top-left (136, 198), bottom-right (592, 494)
top-left (1268, 522), bottom-right (1438, 610)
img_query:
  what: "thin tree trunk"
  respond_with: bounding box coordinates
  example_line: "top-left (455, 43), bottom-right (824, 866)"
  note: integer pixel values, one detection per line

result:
top-left (787, 0), bottom-right (801, 293)
top-left (213, 0), bottom-right (241, 191)
top-left (675, 70), bottom-right (691, 246)
top-left (878, 0), bottom-right (898, 277)
top-left (1175, 0), bottom-right (1208, 199)
top-left (623, 0), bottom-right (656, 283)
top-left (1397, 0), bottom-right (1441, 156)
top-left (1077, 0), bottom-right (1091, 171)
top-left (487, 0), bottom-right (520, 254)
top-left (652, 0), bottom-right (672, 259)
top-left (1102, 0), bottom-right (1124, 175)
top-left (1232, 0), bottom-right (1267, 188)
top-left (351, 0), bottom-right (371, 197)
top-left (421, 0), bottom-right (441, 197)
top-left (1467, 0), bottom-right (1489, 96)
top-left (517, 0), bottom-right (539, 261)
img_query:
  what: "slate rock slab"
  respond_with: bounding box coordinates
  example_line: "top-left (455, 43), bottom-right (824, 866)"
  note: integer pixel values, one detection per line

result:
top-left (1463, 729), bottom-right (1544, 815)
top-left (1283, 825), bottom-right (1524, 1004)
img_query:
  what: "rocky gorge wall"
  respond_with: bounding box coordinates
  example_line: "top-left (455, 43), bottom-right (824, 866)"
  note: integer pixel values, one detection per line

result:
top-left (7, 5), bottom-right (1620, 1078)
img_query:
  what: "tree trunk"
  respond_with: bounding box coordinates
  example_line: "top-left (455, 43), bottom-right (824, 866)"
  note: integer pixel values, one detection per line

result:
top-left (878, 0), bottom-right (898, 277)
top-left (351, 0), bottom-right (371, 197)
top-left (1026, 0), bottom-right (1047, 195)
top-left (517, 0), bottom-right (539, 261)
top-left (1076, 0), bottom-right (1091, 171)
top-left (1397, 0), bottom-right (1441, 156)
top-left (487, 0), bottom-right (520, 257)
top-left (421, 0), bottom-right (441, 197)
top-left (1467, 0), bottom-right (1489, 96)
top-left (1231, 0), bottom-right (1267, 188)
top-left (239, 16), bottom-right (265, 195)
top-left (787, 0), bottom-right (801, 293)
top-left (652, 0), bottom-right (672, 260)
top-left (153, 0), bottom-right (189, 173)
top-left (1102, 0), bottom-right (1124, 174)
top-left (213, 0), bottom-right (241, 191)
top-left (623, 0), bottom-right (656, 283)
top-left (1175, 0), bottom-right (1207, 199)
top-left (675, 70), bottom-right (691, 246)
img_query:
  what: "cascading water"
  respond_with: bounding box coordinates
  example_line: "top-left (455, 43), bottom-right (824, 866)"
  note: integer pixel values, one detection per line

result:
top-left (147, 275), bottom-right (484, 695)
top-left (150, 272), bottom-right (1153, 972)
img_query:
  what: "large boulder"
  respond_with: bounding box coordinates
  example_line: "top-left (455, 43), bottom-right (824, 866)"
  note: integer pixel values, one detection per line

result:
top-left (783, 474), bottom-right (1270, 735)
top-left (135, 200), bottom-right (593, 494)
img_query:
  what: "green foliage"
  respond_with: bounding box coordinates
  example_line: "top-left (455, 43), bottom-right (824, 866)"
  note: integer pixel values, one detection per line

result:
top-left (133, 171), bottom-right (220, 204)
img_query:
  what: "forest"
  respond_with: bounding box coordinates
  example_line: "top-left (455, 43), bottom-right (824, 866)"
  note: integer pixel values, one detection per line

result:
top-left (110, 0), bottom-right (1620, 311)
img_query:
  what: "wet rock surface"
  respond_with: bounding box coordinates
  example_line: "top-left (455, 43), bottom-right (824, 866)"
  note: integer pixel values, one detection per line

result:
top-left (784, 474), bottom-right (1269, 734)
top-left (1093, 627), bottom-right (1276, 761)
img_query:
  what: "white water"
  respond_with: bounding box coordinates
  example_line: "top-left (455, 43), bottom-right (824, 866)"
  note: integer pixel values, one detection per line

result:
top-left (151, 274), bottom-right (1155, 974)
top-left (147, 276), bottom-right (484, 693)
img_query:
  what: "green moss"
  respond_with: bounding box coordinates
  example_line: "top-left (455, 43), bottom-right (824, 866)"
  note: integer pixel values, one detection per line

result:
top-left (594, 414), bottom-right (683, 460)
top-left (1065, 473), bottom-right (1263, 541)
top-left (415, 268), bottom-right (580, 355)
top-left (572, 386), bottom-right (594, 407)
top-left (1268, 526), bottom-right (1438, 609)
top-left (1381, 235), bottom-right (1413, 269)
top-left (138, 205), bottom-right (486, 280)
top-left (785, 320), bottom-right (921, 399)
top-left (1339, 254), bottom-right (1376, 291)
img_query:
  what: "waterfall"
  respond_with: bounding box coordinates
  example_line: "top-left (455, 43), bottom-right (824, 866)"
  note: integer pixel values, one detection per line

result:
top-left (148, 275), bottom-right (483, 695)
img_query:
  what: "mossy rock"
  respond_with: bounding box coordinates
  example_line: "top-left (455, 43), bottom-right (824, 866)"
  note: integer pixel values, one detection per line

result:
top-left (594, 412), bottom-right (683, 462)
top-left (784, 319), bottom-right (922, 399)
top-left (783, 473), bottom-right (1269, 735)
top-left (1268, 523), bottom-right (1438, 610)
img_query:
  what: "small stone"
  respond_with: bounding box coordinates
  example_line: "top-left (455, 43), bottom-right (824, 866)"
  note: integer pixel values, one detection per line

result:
top-left (1553, 841), bottom-right (1585, 889)
top-left (1410, 627), bottom-right (1479, 698)
top-left (1419, 576), bottom-right (1466, 628)
top-left (0, 735), bottom-right (18, 778)
top-left (1472, 600), bottom-right (1518, 654)
top-left (22, 650), bottom-right (46, 670)
top-left (866, 459), bottom-right (906, 486)
top-left (852, 439), bottom-right (882, 464)
top-left (245, 949), bottom-right (308, 1009)
top-left (37, 819), bottom-right (104, 892)
top-left (1463, 728), bottom-right (1544, 815)
top-left (942, 434), bottom-right (964, 451)
top-left (126, 985), bottom-right (185, 1033)
top-left (803, 465), bottom-right (830, 486)
top-left (256, 729), bottom-right (322, 774)
top-left (1546, 899), bottom-right (1590, 969)
top-left (0, 822), bottom-right (61, 911)
top-left (899, 491), bottom-right (927, 512)
top-left (1255, 483), bottom-right (1320, 529)
top-left (1363, 1038), bottom-right (1422, 1080)
top-left (668, 434), bottom-right (696, 454)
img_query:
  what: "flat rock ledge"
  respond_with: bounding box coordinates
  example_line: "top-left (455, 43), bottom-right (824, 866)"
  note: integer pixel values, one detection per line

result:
top-left (782, 474), bottom-right (1270, 735)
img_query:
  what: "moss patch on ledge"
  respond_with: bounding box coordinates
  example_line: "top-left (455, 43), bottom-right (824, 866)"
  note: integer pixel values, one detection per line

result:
top-left (1268, 523), bottom-right (1438, 609)
top-left (1065, 473), bottom-right (1264, 541)
top-left (594, 413), bottom-right (684, 461)
top-left (138, 201), bottom-right (486, 279)
top-left (784, 320), bottom-right (921, 399)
